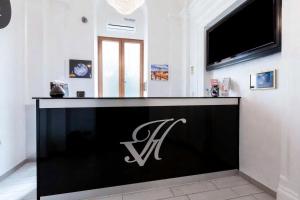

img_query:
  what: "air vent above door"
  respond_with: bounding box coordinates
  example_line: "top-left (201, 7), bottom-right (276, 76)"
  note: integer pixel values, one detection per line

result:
top-left (107, 24), bottom-right (136, 33)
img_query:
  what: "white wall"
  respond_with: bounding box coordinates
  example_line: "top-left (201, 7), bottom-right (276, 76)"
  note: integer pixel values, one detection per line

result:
top-left (24, 0), bottom-right (188, 158)
top-left (25, 0), bottom-right (187, 99)
top-left (187, 0), bottom-right (300, 198)
top-left (44, 0), bottom-right (96, 98)
top-left (25, 0), bottom-right (97, 100)
top-left (25, 0), bottom-right (98, 159)
top-left (187, 0), bottom-right (282, 191)
top-left (97, 0), bottom-right (145, 40)
top-left (147, 0), bottom-right (187, 97)
top-left (25, 0), bottom-right (45, 159)
top-left (0, 0), bottom-right (27, 176)
top-left (64, 0), bottom-right (97, 97)
top-left (277, 0), bottom-right (300, 199)
top-left (208, 56), bottom-right (282, 191)
top-left (98, 0), bottom-right (187, 97)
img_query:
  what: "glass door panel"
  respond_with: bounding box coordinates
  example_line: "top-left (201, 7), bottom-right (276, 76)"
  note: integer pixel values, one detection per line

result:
top-left (102, 40), bottom-right (120, 97)
top-left (99, 37), bottom-right (144, 97)
top-left (124, 42), bottom-right (142, 97)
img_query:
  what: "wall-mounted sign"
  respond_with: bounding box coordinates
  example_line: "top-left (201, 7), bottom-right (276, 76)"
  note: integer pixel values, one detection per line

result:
top-left (120, 118), bottom-right (187, 167)
top-left (0, 0), bottom-right (12, 29)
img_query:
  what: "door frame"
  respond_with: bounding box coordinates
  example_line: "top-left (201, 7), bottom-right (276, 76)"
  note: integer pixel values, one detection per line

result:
top-left (98, 36), bottom-right (144, 97)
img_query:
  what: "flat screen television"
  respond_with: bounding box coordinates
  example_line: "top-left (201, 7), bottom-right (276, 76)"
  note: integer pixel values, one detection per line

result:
top-left (206, 0), bottom-right (282, 71)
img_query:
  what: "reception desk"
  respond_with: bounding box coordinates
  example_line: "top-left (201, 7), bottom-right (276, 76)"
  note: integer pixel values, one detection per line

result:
top-left (35, 97), bottom-right (240, 200)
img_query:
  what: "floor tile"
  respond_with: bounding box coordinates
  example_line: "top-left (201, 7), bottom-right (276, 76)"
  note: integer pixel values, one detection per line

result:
top-left (22, 189), bottom-right (37, 200)
top-left (211, 176), bottom-right (249, 189)
top-left (0, 163), bottom-right (36, 200)
top-left (231, 196), bottom-right (257, 200)
top-left (164, 196), bottom-right (190, 200)
top-left (231, 184), bottom-right (263, 197)
top-left (171, 181), bottom-right (217, 196)
top-left (253, 193), bottom-right (275, 200)
top-left (123, 188), bottom-right (173, 200)
top-left (1, 163), bottom-right (271, 200)
top-left (85, 194), bottom-right (122, 200)
top-left (0, 188), bottom-right (35, 200)
top-left (188, 188), bottom-right (238, 200)
top-left (0, 179), bottom-right (36, 195)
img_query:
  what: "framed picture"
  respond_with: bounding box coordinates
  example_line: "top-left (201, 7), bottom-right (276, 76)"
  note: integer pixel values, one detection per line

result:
top-left (151, 64), bottom-right (169, 81)
top-left (250, 70), bottom-right (276, 90)
top-left (69, 59), bottom-right (92, 78)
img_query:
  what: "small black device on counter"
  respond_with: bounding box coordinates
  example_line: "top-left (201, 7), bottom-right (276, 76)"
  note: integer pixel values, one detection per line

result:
top-left (77, 91), bottom-right (85, 98)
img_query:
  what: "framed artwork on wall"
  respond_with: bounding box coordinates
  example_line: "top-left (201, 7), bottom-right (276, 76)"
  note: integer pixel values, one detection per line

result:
top-left (250, 70), bottom-right (276, 90)
top-left (151, 64), bottom-right (169, 81)
top-left (69, 59), bottom-right (92, 78)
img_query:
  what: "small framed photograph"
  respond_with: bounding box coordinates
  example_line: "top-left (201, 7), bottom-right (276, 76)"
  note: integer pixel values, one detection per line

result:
top-left (151, 64), bottom-right (169, 81)
top-left (69, 59), bottom-right (92, 78)
top-left (250, 70), bottom-right (276, 90)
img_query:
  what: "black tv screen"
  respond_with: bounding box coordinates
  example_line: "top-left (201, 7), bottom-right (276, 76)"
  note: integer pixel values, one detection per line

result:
top-left (206, 0), bottom-right (281, 70)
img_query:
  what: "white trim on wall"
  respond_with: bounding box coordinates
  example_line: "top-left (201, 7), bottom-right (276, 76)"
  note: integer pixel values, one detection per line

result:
top-left (278, 178), bottom-right (299, 200)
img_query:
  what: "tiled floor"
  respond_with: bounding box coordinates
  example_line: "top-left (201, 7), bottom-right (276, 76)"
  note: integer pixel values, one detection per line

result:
top-left (0, 163), bottom-right (36, 200)
top-left (0, 163), bottom-right (275, 200)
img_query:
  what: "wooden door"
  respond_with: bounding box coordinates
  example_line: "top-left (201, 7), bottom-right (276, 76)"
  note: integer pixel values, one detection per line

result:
top-left (98, 37), bottom-right (144, 97)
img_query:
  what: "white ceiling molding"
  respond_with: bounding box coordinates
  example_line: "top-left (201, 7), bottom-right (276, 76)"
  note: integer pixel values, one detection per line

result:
top-left (188, 0), bottom-right (246, 27)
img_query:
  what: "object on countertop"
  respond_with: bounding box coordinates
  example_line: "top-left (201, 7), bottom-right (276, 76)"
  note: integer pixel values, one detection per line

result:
top-left (221, 78), bottom-right (231, 97)
top-left (210, 79), bottom-right (219, 97)
top-left (77, 91), bottom-right (85, 98)
top-left (50, 81), bottom-right (67, 98)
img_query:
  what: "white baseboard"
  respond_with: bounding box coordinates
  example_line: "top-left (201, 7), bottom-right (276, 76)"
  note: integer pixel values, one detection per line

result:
top-left (277, 184), bottom-right (299, 200)
top-left (239, 171), bottom-right (276, 197)
top-left (0, 160), bottom-right (27, 181)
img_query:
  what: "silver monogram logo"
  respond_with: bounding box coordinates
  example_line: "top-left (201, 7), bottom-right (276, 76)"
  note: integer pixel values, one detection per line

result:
top-left (120, 118), bottom-right (187, 167)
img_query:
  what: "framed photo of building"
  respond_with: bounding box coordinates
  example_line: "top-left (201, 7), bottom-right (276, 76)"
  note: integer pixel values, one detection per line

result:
top-left (151, 64), bottom-right (169, 81)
